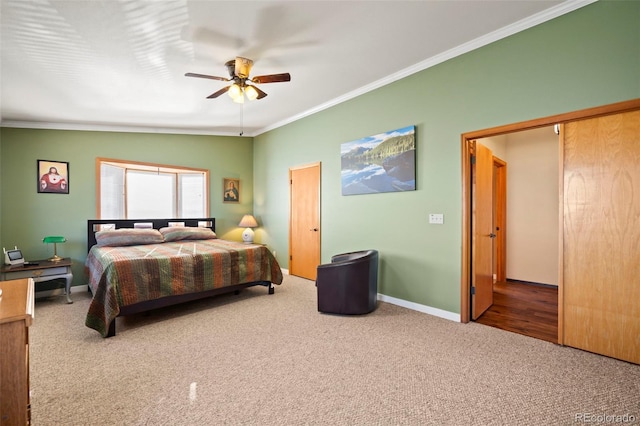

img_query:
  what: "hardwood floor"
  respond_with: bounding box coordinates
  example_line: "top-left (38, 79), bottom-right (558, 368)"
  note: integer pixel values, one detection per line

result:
top-left (474, 280), bottom-right (558, 343)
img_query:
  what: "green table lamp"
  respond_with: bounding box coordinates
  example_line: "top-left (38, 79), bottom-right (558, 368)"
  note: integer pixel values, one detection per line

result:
top-left (43, 236), bottom-right (66, 262)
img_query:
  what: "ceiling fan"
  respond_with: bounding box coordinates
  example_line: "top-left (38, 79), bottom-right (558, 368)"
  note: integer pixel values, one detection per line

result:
top-left (185, 56), bottom-right (291, 103)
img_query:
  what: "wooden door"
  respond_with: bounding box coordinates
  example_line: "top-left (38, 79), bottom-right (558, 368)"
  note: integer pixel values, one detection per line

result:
top-left (472, 142), bottom-right (494, 319)
top-left (562, 109), bottom-right (640, 364)
top-left (289, 162), bottom-right (321, 280)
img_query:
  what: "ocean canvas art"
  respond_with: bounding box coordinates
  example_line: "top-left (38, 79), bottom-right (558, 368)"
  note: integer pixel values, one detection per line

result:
top-left (341, 125), bottom-right (416, 195)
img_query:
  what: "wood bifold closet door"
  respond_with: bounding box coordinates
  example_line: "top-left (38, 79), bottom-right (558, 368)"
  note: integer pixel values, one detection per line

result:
top-left (562, 109), bottom-right (640, 364)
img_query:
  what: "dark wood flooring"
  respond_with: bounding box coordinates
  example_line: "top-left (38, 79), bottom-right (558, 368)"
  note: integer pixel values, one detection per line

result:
top-left (474, 280), bottom-right (558, 343)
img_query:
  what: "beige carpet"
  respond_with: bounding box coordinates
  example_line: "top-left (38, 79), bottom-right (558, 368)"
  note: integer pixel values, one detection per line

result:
top-left (29, 274), bottom-right (639, 425)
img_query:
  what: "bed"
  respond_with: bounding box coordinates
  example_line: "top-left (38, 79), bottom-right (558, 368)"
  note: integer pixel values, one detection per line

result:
top-left (84, 218), bottom-right (283, 337)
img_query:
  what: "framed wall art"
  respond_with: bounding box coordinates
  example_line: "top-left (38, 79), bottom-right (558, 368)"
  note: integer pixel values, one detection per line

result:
top-left (37, 159), bottom-right (69, 194)
top-left (223, 178), bottom-right (240, 203)
top-left (341, 125), bottom-right (416, 195)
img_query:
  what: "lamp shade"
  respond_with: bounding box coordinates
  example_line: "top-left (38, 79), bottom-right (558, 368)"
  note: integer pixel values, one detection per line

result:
top-left (239, 215), bottom-right (258, 244)
top-left (232, 93), bottom-right (245, 104)
top-left (238, 215), bottom-right (258, 228)
top-left (43, 235), bottom-right (66, 262)
top-left (43, 236), bottom-right (66, 244)
top-left (244, 85), bottom-right (259, 101)
top-left (228, 83), bottom-right (242, 100)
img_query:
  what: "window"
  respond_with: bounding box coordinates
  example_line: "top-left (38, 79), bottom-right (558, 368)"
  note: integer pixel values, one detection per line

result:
top-left (97, 158), bottom-right (208, 219)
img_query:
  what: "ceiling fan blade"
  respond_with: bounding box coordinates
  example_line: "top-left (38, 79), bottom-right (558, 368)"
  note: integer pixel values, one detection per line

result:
top-left (206, 86), bottom-right (230, 98)
top-left (185, 72), bottom-right (229, 82)
top-left (251, 73), bottom-right (291, 84)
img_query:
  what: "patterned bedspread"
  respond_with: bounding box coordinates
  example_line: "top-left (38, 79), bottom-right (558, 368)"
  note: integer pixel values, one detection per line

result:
top-left (85, 239), bottom-right (283, 336)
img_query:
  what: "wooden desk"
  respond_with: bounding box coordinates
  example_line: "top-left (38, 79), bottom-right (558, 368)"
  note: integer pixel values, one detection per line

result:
top-left (0, 278), bottom-right (34, 425)
top-left (1, 258), bottom-right (73, 304)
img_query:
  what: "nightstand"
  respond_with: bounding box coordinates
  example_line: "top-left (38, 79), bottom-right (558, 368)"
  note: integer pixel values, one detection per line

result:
top-left (0, 258), bottom-right (73, 303)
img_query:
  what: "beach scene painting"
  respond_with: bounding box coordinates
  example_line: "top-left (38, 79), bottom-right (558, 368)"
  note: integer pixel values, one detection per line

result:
top-left (341, 125), bottom-right (416, 195)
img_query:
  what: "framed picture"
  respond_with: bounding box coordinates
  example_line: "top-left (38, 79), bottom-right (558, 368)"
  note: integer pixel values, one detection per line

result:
top-left (341, 125), bottom-right (416, 195)
top-left (37, 159), bottom-right (69, 194)
top-left (223, 178), bottom-right (240, 203)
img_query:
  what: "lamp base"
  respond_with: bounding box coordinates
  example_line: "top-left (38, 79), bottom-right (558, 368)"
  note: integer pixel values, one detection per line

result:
top-left (242, 228), bottom-right (255, 244)
top-left (43, 238), bottom-right (66, 262)
top-left (50, 242), bottom-right (62, 262)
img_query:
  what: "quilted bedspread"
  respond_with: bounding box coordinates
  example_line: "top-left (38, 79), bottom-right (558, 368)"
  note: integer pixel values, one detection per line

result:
top-left (85, 239), bottom-right (283, 336)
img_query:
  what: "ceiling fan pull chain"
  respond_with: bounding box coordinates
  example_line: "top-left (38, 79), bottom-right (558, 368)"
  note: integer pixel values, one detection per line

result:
top-left (239, 104), bottom-right (244, 136)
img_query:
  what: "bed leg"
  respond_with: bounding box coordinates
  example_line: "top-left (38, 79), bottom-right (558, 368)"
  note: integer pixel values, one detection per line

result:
top-left (106, 320), bottom-right (116, 338)
top-left (268, 283), bottom-right (274, 295)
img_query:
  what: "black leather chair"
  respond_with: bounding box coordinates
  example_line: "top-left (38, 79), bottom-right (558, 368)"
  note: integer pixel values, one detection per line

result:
top-left (316, 250), bottom-right (379, 315)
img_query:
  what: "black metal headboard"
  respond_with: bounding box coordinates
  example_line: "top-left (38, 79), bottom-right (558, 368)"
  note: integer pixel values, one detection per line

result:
top-left (87, 218), bottom-right (216, 252)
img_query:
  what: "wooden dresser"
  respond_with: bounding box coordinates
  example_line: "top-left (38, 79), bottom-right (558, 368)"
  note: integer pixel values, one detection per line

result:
top-left (0, 278), bottom-right (34, 426)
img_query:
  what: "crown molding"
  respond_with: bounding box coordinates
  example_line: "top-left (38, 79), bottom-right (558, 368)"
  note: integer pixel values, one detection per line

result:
top-left (0, 120), bottom-right (250, 137)
top-left (255, 0), bottom-right (597, 136)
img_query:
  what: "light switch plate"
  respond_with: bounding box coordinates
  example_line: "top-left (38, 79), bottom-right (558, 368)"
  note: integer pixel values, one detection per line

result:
top-left (429, 213), bottom-right (444, 224)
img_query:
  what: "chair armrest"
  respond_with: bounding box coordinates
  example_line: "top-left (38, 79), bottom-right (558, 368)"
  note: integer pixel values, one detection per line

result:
top-left (330, 250), bottom-right (376, 264)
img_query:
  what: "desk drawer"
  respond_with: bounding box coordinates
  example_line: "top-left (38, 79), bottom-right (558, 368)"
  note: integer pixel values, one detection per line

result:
top-left (5, 267), bottom-right (68, 280)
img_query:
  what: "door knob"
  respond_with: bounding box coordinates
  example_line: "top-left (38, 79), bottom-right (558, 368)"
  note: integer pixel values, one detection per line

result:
top-left (489, 233), bottom-right (497, 238)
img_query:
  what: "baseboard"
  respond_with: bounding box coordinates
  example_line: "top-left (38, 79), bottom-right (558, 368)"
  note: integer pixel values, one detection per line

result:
top-left (283, 271), bottom-right (459, 322)
top-left (506, 278), bottom-right (558, 288)
top-left (35, 284), bottom-right (89, 299)
top-left (377, 294), bottom-right (461, 322)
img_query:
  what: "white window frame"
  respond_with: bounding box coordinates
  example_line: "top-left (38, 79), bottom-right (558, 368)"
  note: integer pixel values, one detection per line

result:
top-left (96, 157), bottom-right (209, 219)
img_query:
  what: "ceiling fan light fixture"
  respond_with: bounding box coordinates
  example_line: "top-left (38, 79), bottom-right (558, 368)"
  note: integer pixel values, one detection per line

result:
top-left (228, 83), bottom-right (242, 100)
top-left (235, 57), bottom-right (253, 79)
top-left (185, 56), bottom-right (290, 103)
top-left (245, 85), bottom-right (259, 101)
top-left (232, 93), bottom-right (245, 104)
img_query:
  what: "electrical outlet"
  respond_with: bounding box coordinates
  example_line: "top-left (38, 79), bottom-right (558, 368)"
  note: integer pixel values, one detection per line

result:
top-left (429, 213), bottom-right (444, 224)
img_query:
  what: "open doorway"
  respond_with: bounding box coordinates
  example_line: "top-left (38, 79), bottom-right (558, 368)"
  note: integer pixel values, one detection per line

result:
top-left (466, 126), bottom-right (560, 342)
top-left (460, 99), bottom-right (640, 362)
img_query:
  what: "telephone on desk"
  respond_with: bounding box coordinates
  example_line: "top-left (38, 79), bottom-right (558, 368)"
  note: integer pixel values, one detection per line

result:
top-left (2, 247), bottom-right (39, 267)
top-left (4, 246), bottom-right (25, 266)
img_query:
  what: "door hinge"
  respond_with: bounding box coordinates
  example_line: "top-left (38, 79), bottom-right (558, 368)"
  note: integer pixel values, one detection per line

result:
top-left (470, 286), bottom-right (476, 295)
top-left (470, 155), bottom-right (476, 165)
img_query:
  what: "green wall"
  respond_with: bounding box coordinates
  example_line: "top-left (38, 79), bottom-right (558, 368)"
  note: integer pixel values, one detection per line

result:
top-left (1, 1), bottom-right (638, 315)
top-left (0, 128), bottom-right (253, 284)
top-left (253, 1), bottom-right (640, 314)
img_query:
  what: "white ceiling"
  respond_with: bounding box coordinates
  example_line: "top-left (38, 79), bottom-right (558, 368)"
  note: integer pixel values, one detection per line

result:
top-left (0, 0), bottom-right (590, 137)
